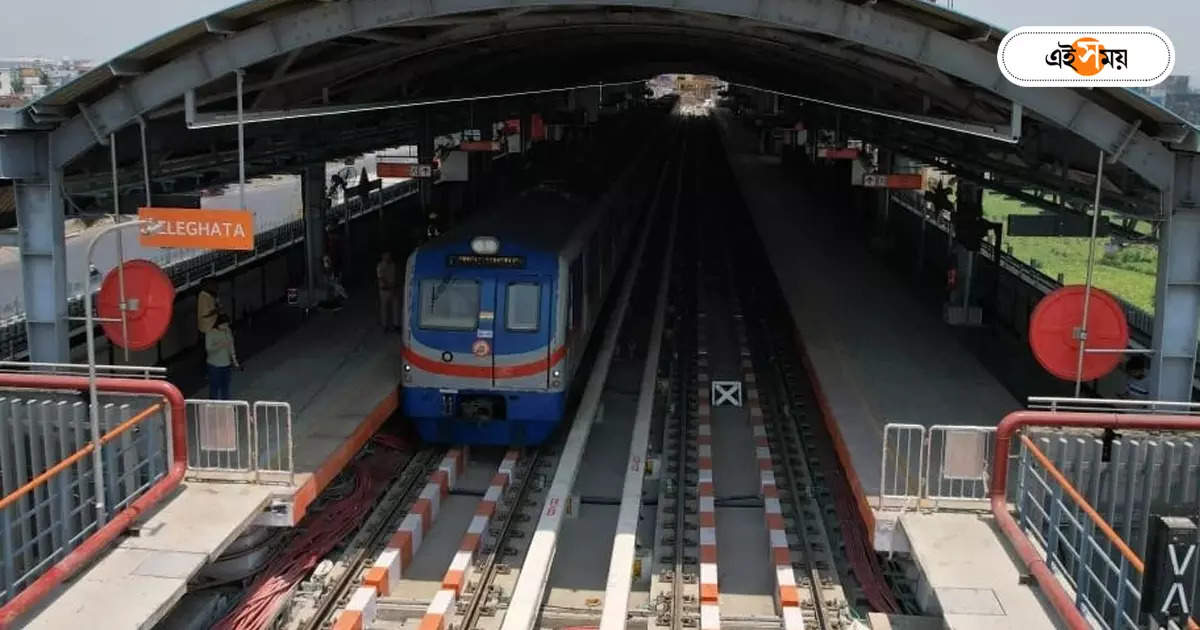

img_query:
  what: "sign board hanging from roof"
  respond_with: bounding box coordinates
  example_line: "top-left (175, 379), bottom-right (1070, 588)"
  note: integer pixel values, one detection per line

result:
top-left (861, 173), bottom-right (925, 189)
top-left (377, 162), bottom-right (435, 178)
top-left (138, 207), bottom-right (255, 251)
top-left (816, 147), bottom-right (859, 159)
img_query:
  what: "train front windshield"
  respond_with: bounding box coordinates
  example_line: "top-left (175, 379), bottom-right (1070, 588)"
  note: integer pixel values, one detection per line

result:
top-left (419, 278), bottom-right (480, 330)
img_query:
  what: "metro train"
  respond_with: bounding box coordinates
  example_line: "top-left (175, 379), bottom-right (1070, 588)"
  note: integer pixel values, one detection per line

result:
top-left (401, 185), bottom-right (641, 445)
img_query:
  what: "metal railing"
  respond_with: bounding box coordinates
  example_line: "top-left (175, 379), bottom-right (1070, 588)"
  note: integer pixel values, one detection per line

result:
top-left (1015, 434), bottom-right (1143, 629)
top-left (252, 401), bottom-right (293, 485)
top-left (878, 423), bottom-right (998, 511)
top-left (0, 179), bottom-right (420, 361)
top-left (185, 398), bottom-right (293, 485)
top-left (888, 191), bottom-right (1157, 343)
top-left (0, 395), bottom-right (170, 604)
top-left (0, 361), bottom-right (166, 380)
top-left (1029, 395), bottom-right (1200, 416)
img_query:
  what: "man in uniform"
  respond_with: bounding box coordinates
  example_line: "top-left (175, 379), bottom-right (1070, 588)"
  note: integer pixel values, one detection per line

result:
top-left (377, 252), bottom-right (399, 331)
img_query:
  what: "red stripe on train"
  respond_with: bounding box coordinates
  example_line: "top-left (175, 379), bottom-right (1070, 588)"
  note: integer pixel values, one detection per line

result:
top-left (403, 345), bottom-right (568, 379)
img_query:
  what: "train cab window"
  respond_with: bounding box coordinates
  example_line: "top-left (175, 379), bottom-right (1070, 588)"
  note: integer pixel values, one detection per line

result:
top-left (419, 278), bottom-right (479, 330)
top-left (506, 283), bottom-right (541, 331)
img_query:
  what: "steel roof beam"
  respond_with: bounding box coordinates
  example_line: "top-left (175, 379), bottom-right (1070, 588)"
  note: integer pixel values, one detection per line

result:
top-left (45, 0), bottom-right (1176, 192)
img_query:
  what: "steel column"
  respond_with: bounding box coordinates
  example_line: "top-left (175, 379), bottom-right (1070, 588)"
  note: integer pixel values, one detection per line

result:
top-left (13, 134), bottom-right (69, 362)
top-left (1150, 153), bottom-right (1200, 402)
top-left (302, 165), bottom-right (327, 306)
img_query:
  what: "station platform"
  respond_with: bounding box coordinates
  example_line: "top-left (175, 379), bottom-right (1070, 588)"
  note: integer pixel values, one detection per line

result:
top-left (897, 513), bottom-right (1067, 630)
top-left (716, 114), bottom-right (1019, 503)
top-left (21, 293), bottom-right (401, 629)
top-left (717, 115), bottom-right (1062, 629)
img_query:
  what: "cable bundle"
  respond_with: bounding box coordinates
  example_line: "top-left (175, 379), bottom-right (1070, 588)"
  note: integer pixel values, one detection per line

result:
top-left (213, 445), bottom-right (404, 630)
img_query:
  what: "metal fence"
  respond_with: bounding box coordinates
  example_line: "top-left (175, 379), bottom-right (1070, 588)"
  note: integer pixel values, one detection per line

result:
top-left (185, 399), bottom-right (292, 485)
top-left (878, 423), bottom-right (998, 511)
top-left (252, 401), bottom-right (293, 485)
top-left (1015, 433), bottom-right (1144, 630)
top-left (888, 191), bottom-right (1157, 344)
top-left (0, 179), bottom-right (420, 361)
top-left (0, 394), bottom-right (170, 604)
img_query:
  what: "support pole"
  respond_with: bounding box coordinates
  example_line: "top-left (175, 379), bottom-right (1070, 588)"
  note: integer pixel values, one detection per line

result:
top-left (1073, 150), bottom-right (1105, 397)
top-left (236, 70), bottom-right (246, 211)
top-left (139, 119), bottom-right (152, 206)
top-left (14, 136), bottom-right (69, 362)
top-left (302, 165), bottom-right (327, 308)
top-left (82, 219), bottom-right (156, 527)
top-left (1150, 153), bottom-right (1200, 401)
top-left (109, 133), bottom-right (130, 362)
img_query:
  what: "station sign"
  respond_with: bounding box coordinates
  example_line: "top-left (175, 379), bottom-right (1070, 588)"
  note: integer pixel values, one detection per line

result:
top-left (138, 207), bottom-right (254, 251)
top-left (377, 162), bottom-right (435, 178)
top-left (460, 140), bottom-right (502, 152)
top-left (817, 147), bottom-right (859, 160)
top-left (462, 129), bottom-right (482, 142)
top-left (861, 173), bottom-right (924, 189)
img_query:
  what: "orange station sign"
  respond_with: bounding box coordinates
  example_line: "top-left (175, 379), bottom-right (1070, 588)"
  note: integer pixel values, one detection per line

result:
top-left (138, 207), bottom-right (255, 251)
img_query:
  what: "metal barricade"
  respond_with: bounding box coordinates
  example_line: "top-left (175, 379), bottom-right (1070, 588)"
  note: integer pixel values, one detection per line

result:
top-left (186, 399), bottom-right (255, 482)
top-left (1015, 434), bottom-right (1143, 630)
top-left (0, 395), bottom-right (170, 604)
top-left (185, 399), bottom-right (293, 485)
top-left (879, 423), bottom-right (925, 509)
top-left (924, 425), bottom-right (996, 505)
top-left (252, 401), bottom-right (293, 486)
top-left (878, 423), bottom-right (997, 511)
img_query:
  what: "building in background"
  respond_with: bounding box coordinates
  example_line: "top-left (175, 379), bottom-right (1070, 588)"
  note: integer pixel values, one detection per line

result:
top-left (0, 57), bottom-right (92, 107)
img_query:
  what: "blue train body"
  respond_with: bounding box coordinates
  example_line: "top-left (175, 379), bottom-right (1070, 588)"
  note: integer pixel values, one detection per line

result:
top-left (401, 186), bottom-right (637, 445)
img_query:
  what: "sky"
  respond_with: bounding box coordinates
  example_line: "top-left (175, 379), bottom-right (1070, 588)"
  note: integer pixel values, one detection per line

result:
top-left (0, 0), bottom-right (1197, 79)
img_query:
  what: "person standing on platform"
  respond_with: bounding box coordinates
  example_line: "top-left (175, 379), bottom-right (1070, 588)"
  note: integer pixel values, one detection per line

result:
top-left (1119, 355), bottom-right (1150, 400)
top-left (197, 278), bottom-right (221, 336)
top-left (376, 252), bottom-right (399, 331)
top-left (205, 313), bottom-right (239, 400)
top-left (197, 278), bottom-right (221, 369)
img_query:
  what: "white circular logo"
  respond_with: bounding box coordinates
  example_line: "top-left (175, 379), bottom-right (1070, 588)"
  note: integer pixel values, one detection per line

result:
top-left (998, 27), bottom-right (1175, 87)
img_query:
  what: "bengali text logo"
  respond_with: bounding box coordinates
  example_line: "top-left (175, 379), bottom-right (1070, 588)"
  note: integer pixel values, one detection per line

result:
top-left (998, 27), bottom-right (1174, 87)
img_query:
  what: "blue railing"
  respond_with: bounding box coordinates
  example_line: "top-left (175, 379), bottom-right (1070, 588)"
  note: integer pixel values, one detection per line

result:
top-left (1015, 432), bottom-right (1143, 629)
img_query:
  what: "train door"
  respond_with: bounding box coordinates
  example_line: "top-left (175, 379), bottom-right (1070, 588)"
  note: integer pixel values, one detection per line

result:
top-left (494, 275), bottom-right (554, 388)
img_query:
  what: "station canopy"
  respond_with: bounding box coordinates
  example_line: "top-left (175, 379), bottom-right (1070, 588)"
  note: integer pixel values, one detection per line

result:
top-left (1, 0), bottom-right (1197, 220)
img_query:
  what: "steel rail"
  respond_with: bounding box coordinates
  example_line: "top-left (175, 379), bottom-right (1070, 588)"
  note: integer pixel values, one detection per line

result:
top-left (498, 124), bottom-right (685, 630)
top-left (302, 448), bottom-right (444, 630)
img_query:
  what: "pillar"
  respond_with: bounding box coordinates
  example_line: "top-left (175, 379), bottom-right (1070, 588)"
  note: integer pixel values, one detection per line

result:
top-left (302, 164), bottom-right (326, 304)
top-left (13, 135), bottom-right (69, 362)
top-left (520, 99), bottom-right (532, 156)
top-left (420, 108), bottom-right (433, 216)
top-left (1150, 153), bottom-right (1200, 401)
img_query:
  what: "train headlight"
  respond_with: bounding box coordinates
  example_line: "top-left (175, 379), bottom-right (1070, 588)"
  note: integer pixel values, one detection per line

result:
top-left (470, 236), bottom-right (500, 255)
top-left (551, 379), bottom-right (561, 388)
top-left (552, 370), bottom-right (561, 378)
top-left (404, 364), bottom-right (412, 372)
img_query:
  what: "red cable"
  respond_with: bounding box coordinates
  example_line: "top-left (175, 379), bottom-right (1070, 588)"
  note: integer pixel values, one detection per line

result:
top-left (213, 448), bottom-right (402, 630)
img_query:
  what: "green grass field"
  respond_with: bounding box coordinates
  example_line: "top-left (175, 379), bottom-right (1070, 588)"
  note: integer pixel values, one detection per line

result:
top-left (982, 192), bottom-right (1158, 313)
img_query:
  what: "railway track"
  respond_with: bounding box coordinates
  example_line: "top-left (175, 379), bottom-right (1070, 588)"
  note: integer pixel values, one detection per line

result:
top-left (279, 446), bottom-right (443, 630)
top-left (273, 118), bottom-right (889, 630)
top-left (301, 122), bottom-right (686, 630)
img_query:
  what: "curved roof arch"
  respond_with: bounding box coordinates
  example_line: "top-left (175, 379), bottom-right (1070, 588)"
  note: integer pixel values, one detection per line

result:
top-left (4, 0), bottom-right (1196, 217)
